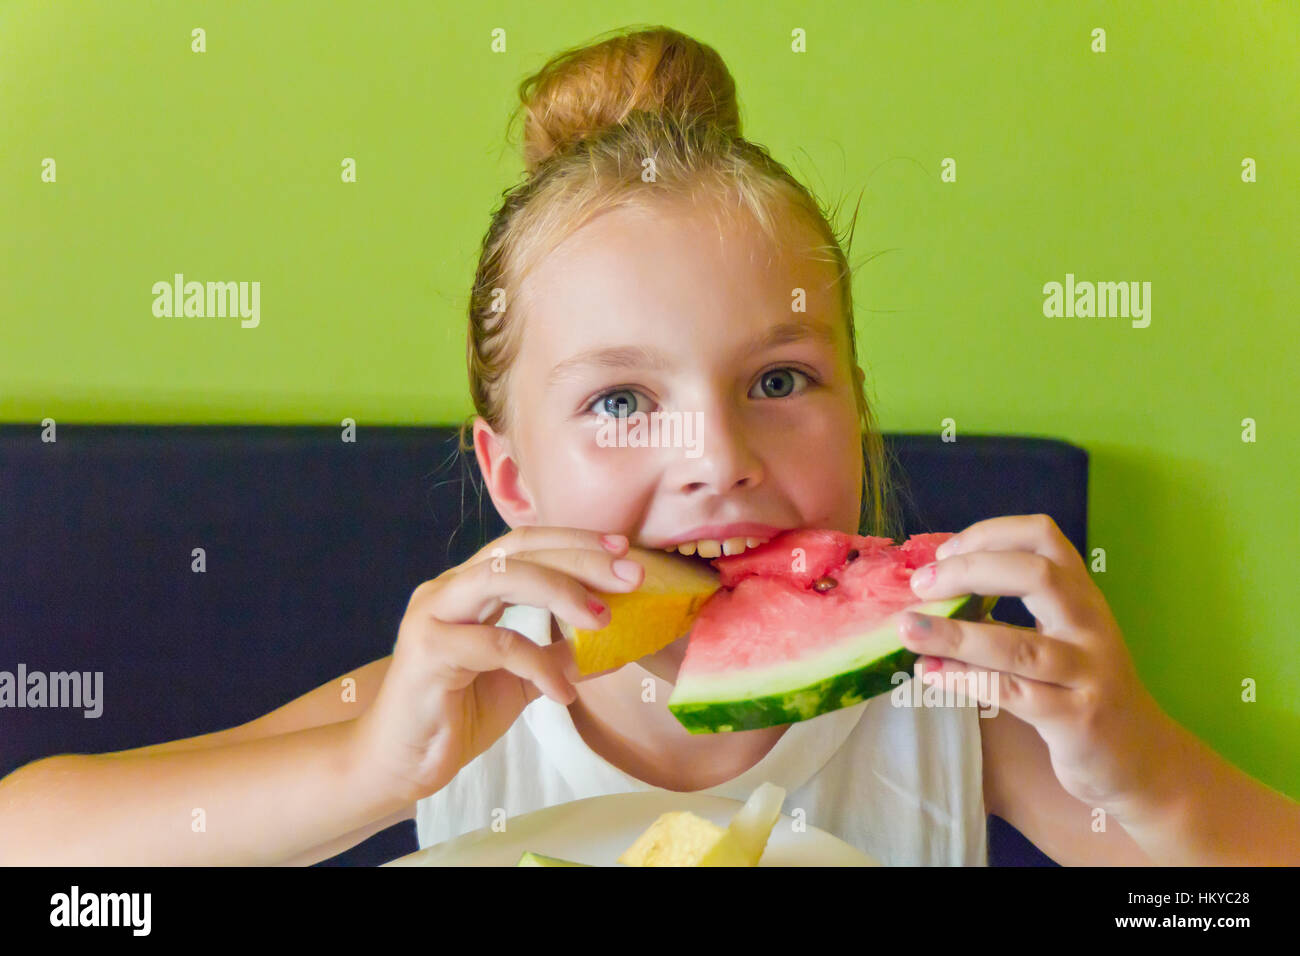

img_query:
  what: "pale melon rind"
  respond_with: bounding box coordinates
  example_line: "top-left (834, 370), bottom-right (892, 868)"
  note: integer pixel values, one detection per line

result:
top-left (667, 593), bottom-right (998, 734)
top-left (516, 850), bottom-right (590, 866)
top-left (725, 781), bottom-right (785, 865)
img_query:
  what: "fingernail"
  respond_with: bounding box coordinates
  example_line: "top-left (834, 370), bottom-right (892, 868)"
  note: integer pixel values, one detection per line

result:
top-left (601, 534), bottom-right (627, 552)
top-left (612, 558), bottom-right (642, 582)
top-left (935, 538), bottom-right (957, 559)
top-left (904, 611), bottom-right (932, 632)
top-left (911, 562), bottom-right (937, 591)
top-left (587, 598), bottom-right (606, 618)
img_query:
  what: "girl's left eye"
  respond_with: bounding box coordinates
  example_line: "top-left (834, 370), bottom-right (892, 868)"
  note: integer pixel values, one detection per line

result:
top-left (749, 367), bottom-right (811, 399)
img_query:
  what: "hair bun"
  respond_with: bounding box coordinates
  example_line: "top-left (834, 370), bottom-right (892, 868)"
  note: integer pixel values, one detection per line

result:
top-left (514, 27), bottom-right (742, 176)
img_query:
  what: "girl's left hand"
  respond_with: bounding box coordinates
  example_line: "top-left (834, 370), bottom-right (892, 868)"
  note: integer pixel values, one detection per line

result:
top-left (898, 513), bottom-right (1175, 814)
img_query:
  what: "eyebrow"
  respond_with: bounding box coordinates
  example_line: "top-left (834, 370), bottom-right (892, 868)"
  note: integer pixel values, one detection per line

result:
top-left (546, 319), bottom-right (837, 388)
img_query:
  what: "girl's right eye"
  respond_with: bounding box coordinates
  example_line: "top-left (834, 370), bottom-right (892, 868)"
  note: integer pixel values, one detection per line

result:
top-left (588, 388), bottom-right (649, 418)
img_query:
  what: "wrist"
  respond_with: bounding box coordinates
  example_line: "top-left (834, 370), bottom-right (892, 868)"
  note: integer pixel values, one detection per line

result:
top-left (1109, 704), bottom-right (1195, 830)
top-left (340, 716), bottom-right (419, 818)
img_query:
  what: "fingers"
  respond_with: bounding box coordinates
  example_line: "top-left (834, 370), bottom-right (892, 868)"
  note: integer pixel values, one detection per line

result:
top-left (463, 526), bottom-right (629, 569)
top-left (911, 548), bottom-right (1091, 637)
top-left (898, 611), bottom-right (1088, 687)
top-left (426, 622), bottom-right (576, 705)
top-left (397, 530), bottom-right (647, 708)
top-left (936, 514), bottom-right (1084, 574)
top-left (507, 547), bottom-right (645, 594)
top-left (547, 638), bottom-right (624, 686)
top-left (909, 654), bottom-right (1079, 726)
top-left (411, 549), bottom-right (643, 633)
top-left (424, 621), bottom-right (618, 708)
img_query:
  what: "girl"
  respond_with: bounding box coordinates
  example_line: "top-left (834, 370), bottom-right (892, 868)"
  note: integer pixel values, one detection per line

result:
top-left (2, 26), bottom-right (1296, 866)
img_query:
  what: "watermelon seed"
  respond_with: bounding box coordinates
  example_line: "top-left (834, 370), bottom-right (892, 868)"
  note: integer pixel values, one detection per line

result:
top-left (812, 575), bottom-right (839, 592)
top-left (846, 549), bottom-right (860, 561)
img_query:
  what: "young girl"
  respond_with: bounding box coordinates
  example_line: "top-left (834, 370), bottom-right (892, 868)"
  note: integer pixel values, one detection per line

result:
top-left (2, 26), bottom-right (1297, 866)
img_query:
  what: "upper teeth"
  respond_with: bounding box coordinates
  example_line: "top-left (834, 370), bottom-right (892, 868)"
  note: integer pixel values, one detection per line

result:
top-left (664, 536), bottom-right (769, 558)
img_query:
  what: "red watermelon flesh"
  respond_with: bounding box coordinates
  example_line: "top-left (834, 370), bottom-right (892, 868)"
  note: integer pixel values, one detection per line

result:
top-left (683, 530), bottom-right (952, 675)
top-left (711, 529), bottom-right (895, 590)
top-left (667, 528), bottom-right (996, 733)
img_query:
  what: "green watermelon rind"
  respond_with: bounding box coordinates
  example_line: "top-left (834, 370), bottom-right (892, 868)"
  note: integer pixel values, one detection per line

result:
top-left (667, 593), bottom-right (997, 734)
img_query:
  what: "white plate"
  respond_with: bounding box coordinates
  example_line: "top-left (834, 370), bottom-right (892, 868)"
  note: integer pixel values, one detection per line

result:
top-left (383, 790), bottom-right (880, 867)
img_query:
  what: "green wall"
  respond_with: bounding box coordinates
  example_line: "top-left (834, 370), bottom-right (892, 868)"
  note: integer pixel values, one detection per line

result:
top-left (3, 2), bottom-right (1298, 799)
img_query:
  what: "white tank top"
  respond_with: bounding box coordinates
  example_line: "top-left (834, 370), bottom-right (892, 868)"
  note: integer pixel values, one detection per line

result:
top-left (415, 603), bottom-right (989, 865)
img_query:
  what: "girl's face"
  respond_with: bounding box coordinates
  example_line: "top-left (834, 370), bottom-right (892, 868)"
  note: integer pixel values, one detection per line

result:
top-left (474, 199), bottom-right (865, 553)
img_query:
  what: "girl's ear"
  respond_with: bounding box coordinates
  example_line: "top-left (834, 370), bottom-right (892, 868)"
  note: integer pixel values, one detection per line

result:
top-left (472, 417), bottom-right (538, 526)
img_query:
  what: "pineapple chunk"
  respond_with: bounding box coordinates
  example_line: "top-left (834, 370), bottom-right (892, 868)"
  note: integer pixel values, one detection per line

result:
top-left (618, 812), bottom-right (752, 866)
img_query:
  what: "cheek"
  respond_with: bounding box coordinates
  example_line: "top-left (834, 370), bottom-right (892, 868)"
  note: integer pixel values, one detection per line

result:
top-left (769, 397), bottom-right (856, 458)
top-left (766, 404), bottom-right (862, 526)
top-left (533, 433), bottom-right (652, 530)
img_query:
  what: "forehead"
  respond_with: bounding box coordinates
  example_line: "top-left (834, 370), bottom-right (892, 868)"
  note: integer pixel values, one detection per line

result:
top-left (515, 200), bottom-right (843, 363)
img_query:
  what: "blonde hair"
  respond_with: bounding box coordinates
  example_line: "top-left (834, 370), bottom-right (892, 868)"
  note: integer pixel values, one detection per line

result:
top-left (456, 25), bottom-right (901, 540)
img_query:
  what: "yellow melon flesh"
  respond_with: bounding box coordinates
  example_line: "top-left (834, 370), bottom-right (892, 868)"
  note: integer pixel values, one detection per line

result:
top-left (618, 782), bottom-right (787, 867)
top-left (558, 547), bottom-right (720, 675)
top-left (617, 811), bottom-right (752, 867)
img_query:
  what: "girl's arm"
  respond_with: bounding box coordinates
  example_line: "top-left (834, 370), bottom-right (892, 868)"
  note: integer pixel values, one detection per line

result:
top-left (911, 516), bottom-right (1300, 866)
top-left (1106, 716), bottom-right (1300, 866)
top-left (275, 802), bottom-right (416, 867)
top-left (984, 699), bottom-right (1300, 865)
top-left (0, 657), bottom-right (410, 866)
top-left (981, 707), bottom-right (1155, 864)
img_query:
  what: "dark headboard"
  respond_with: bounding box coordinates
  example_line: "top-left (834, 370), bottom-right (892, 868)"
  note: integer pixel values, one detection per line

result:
top-left (0, 425), bottom-right (1085, 865)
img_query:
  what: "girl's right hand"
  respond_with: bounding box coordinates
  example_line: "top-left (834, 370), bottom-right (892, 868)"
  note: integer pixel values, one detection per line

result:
top-left (348, 527), bottom-right (644, 806)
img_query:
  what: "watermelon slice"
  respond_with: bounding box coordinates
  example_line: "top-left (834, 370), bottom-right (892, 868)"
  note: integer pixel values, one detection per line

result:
top-left (666, 530), bottom-right (998, 733)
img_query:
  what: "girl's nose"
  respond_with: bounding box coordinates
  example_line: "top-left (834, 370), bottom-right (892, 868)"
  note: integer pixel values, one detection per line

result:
top-left (671, 405), bottom-right (764, 494)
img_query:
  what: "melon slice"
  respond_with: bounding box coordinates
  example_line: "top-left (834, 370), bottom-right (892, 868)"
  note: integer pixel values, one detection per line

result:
top-left (723, 781), bottom-right (786, 865)
top-left (516, 851), bottom-right (590, 866)
top-left (617, 812), bottom-right (752, 866)
top-left (667, 530), bottom-right (998, 734)
top-left (619, 781), bottom-right (787, 867)
top-left (557, 547), bottom-right (721, 675)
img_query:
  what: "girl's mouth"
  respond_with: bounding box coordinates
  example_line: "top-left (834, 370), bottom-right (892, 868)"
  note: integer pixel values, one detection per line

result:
top-left (660, 535), bottom-right (774, 560)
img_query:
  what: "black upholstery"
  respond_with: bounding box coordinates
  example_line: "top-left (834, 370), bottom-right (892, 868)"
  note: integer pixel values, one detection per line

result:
top-left (0, 425), bottom-right (1080, 866)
